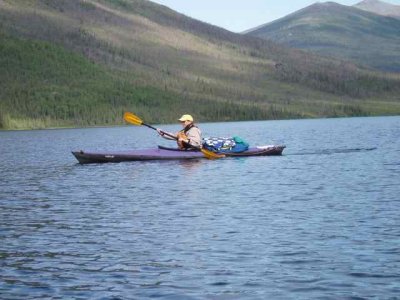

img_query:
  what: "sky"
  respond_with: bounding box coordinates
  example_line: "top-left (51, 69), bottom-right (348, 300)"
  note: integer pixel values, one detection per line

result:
top-left (150, 0), bottom-right (400, 32)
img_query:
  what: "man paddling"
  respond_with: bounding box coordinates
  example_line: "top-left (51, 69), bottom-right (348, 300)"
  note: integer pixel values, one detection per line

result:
top-left (157, 114), bottom-right (202, 149)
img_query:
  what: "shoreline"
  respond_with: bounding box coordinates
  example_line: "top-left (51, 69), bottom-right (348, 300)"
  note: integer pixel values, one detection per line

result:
top-left (1, 114), bottom-right (399, 132)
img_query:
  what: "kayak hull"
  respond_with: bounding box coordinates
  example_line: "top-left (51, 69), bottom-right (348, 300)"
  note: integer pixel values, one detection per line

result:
top-left (72, 145), bottom-right (285, 164)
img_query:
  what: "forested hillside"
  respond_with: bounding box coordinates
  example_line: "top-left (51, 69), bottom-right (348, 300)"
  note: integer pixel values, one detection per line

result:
top-left (1, 0), bottom-right (399, 129)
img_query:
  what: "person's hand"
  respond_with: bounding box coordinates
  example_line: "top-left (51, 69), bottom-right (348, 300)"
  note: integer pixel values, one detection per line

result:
top-left (157, 128), bottom-right (164, 136)
top-left (178, 137), bottom-right (189, 144)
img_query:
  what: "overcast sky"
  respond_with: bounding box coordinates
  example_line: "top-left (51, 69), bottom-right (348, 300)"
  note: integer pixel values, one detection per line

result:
top-left (150, 0), bottom-right (400, 32)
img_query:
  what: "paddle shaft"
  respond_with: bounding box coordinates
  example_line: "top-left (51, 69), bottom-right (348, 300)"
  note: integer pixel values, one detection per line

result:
top-left (142, 123), bottom-right (177, 139)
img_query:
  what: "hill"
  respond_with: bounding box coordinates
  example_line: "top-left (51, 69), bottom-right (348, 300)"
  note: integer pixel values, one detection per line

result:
top-left (1, 0), bottom-right (400, 129)
top-left (245, 2), bottom-right (400, 72)
top-left (354, 0), bottom-right (400, 18)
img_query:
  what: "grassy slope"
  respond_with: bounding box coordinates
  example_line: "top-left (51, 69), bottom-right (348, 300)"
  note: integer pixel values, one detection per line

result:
top-left (0, 0), bottom-right (399, 129)
top-left (246, 2), bottom-right (400, 72)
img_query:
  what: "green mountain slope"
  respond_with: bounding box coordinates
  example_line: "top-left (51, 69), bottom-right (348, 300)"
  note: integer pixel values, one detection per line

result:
top-left (245, 2), bottom-right (400, 72)
top-left (1, 0), bottom-right (399, 129)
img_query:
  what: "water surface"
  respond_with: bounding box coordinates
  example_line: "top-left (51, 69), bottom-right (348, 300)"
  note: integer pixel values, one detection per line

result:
top-left (1, 117), bottom-right (399, 299)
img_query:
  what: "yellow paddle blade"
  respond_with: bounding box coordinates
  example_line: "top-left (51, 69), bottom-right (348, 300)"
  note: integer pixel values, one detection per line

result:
top-left (201, 148), bottom-right (225, 159)
top-left (123, 112), bottom-right (143, 126)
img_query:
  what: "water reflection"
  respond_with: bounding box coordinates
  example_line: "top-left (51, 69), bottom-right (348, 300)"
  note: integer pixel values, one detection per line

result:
top-left (175, 159), bottom-right (204, 170)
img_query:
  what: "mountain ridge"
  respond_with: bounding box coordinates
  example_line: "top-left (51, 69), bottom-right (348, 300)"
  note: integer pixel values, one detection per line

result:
top-left (245, 1), bottom-right (400, 72)
top-left (354, 0), bottom-right (400, 18)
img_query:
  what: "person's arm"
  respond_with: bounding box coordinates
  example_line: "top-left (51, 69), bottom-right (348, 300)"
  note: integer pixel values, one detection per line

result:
top-left (157, 128), bottom-right (176, 140)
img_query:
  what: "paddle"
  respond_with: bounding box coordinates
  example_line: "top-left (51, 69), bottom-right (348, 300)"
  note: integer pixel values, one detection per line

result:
top-left (123, 112), bottom-right (225, 159)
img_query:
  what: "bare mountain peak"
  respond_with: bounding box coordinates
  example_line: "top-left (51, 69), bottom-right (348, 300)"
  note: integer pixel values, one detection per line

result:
top-left (355, 0), bottom-right (396, 7)
top-left (302, 1), bottom-right (349, 14)
top-left (354, 0), bottom-right (400, 17)
top-left (309, 1), bottom-right (344, 9)
top-left (355, 0), bottom-right (393, 5)
top-left (357, 0), bottom-right (382, 3)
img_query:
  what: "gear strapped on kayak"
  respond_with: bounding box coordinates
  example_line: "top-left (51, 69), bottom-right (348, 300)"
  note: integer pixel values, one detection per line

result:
top-left (203, 136), bottom-right (249, 153)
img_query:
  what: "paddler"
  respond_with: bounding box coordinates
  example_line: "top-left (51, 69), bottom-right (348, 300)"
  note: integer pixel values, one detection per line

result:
top-left (157, 114), bottom-right (202, 149)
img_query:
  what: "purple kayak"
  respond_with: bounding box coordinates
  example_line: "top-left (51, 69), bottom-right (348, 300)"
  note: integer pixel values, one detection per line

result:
top-left (72, 145), bottom-right (285, 164)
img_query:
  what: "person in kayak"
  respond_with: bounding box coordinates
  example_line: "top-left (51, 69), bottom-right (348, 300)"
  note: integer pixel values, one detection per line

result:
top-left (157, 114), bottom-right (202, 149)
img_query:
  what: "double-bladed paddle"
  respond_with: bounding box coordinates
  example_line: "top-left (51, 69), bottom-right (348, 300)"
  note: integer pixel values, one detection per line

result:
top-left (123, 112), bottom-right (224, 159)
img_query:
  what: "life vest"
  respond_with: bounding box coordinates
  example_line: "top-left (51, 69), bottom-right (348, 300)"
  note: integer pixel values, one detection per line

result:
top-left (177, 131), bottom-right (188, 149)
top-left (177, 124), bottom-right (197, 149)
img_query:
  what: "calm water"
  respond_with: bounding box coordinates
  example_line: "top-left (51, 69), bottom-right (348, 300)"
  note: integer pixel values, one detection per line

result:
top-left (0, 117), bottom-right (399, 299)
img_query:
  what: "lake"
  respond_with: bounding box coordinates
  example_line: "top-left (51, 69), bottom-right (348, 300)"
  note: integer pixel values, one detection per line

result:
top-left (0, 116), bottom-right (399, 299)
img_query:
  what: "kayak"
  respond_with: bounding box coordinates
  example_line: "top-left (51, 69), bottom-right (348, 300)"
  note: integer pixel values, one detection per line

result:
top-left (72, 145), bottom-right (285, 164)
